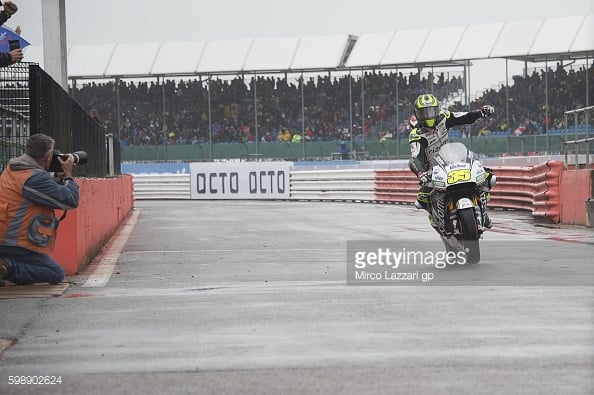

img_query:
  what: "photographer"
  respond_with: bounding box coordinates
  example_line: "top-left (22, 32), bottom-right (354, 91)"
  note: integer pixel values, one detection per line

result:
top-left (0, 1), bottom-right (23, 66)
top-left (0, 134), bottom-right (79, 285)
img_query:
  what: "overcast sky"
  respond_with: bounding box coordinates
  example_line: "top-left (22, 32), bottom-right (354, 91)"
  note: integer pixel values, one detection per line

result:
top-left (9, 0), bottom-right (592, 46)
top-left (6, 0), bottom-right (594, 95)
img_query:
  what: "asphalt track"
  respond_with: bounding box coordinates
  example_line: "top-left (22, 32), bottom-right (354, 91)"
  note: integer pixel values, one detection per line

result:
top-left (1, 200), bottom-right (593, 395)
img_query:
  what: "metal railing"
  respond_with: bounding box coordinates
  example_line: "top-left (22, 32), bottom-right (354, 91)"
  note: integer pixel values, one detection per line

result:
top-left (0, 63), bottom-right (30, 173)
top-left (0, 105), bottom-right (29, 173)
top-left (564, 106), bottom-right (593, 168)
top-left (0, 63), bottom-right (119, 177)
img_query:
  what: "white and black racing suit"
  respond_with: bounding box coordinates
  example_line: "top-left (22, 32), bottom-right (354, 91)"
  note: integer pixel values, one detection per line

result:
top-left (408, 109), bottom-right (493, 228)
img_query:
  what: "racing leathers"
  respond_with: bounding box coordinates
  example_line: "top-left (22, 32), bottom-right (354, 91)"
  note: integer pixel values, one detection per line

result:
top-left (408, 108), bottom-right (493, 229)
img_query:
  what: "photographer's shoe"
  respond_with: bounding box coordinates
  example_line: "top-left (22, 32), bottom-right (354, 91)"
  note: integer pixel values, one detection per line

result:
top-left (0, 258), bottom-right (11, 280)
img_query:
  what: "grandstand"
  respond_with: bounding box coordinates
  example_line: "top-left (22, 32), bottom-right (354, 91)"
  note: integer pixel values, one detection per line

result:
top-left (23, 14), bottom-right (593, 160)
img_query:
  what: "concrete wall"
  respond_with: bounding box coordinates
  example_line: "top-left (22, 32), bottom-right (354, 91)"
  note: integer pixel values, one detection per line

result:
top-left (50, 175), bottom-right (135, 275)
top-left (559, 170), bottom-right (594, 226)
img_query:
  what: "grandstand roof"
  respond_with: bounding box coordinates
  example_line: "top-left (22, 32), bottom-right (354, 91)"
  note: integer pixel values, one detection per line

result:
top-left (24, 14), bottom-right (593, 78)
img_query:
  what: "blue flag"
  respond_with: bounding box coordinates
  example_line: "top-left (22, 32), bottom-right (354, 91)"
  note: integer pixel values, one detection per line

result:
top-left (0, 26), bottom-right (30, 52)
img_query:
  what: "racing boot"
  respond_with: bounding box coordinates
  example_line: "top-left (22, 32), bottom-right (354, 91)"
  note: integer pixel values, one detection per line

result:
top-left (483, 213), bottom-right (492, 228)
top-left (480, 191), bottom-right (492, 228)
top-left (416, 191), bottom-right (440, 233)
top-left (428, 213), bottom-right (439, 232)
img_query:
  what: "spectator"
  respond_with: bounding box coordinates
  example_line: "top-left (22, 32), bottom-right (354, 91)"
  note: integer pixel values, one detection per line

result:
top-left (69, 60), bottom-right (593, 147)
top-left (278, 127), bottom-right (291, 142)
top-left (477, 127), bottom-right (491, 137)
top-left (0, 1), bottom-right (23, 67)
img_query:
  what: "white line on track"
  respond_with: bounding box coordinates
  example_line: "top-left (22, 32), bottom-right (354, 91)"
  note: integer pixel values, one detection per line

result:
top-left (81, 209), bottom-right (140, 288)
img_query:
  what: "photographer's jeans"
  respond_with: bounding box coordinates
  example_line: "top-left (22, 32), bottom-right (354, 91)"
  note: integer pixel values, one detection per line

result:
top-left (2, 251), bottom-right (65, 285)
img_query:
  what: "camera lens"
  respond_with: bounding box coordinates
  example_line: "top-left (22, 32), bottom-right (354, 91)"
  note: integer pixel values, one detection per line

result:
top-left (72, 151), bottom-right (88, 166)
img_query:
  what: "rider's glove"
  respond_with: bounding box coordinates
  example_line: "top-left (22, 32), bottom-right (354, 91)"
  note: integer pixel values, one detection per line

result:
top-left (418, 171), bottom-right (431, 185)
top-left (480, 105), bottom-right (494, 118)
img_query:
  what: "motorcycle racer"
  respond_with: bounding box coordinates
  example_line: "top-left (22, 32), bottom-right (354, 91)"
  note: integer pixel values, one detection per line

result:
top-left (408, 93), bottom-right (495, 229)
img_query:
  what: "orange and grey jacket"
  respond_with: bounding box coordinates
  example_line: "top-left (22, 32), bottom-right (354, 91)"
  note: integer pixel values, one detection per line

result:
top-left (0, 154), bottom-right (79, 254)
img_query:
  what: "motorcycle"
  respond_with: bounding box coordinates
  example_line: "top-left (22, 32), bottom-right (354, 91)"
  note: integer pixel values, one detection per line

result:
top-left (427, 142), bottom-right (494, 264)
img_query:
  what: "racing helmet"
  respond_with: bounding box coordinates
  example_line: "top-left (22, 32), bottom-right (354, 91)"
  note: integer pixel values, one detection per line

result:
top-left (414, 94), bottom-right (440, 128)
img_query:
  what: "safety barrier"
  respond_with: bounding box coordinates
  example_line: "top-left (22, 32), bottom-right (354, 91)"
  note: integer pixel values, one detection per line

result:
top-left (129, 161), bottom-right (569, 223)
top-left (489, 161), bottom-right (563, 222)
top-left (295, 162), bottom-right (564, 222)
top-left (290, 169), bottom-right (376, 201)
top-left (51, 175), bottom-right (135, 275)
top-left (133, 174), bottom-right (192, 199)
top-left (559, 169), bottom-right (594, 225)
top-left (375, 169), bottom-right (418, 204)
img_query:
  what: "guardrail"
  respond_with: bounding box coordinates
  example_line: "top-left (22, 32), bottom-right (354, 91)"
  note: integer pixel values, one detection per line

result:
top-left (290, 169), bottom-right (376, 201)
top-left (565, 137), bottom-right (594, 168)
top-left (564, 106), bottom-right (593, 169)
top-left (133, 174), bottom-right (192, 199)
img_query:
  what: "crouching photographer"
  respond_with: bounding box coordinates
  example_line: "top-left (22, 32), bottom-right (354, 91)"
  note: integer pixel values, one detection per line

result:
top-left (0, 134), bottom-right (80, 285)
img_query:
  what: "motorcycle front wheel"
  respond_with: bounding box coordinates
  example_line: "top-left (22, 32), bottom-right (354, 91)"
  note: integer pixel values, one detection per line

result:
top-left (458, 207), bottom-right (480, 264)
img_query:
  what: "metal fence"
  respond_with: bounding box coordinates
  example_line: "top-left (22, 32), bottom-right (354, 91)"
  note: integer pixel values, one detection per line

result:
top-left (564, 106), bottom-right (593, 168)
top-left (0, 63), bottom-right (30, 173)
top-left (0, 63), bottom-right (119, 177)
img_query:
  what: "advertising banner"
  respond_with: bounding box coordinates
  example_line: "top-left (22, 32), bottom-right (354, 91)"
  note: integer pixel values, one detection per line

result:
top-left (190, 162), bottom-right (292, 199)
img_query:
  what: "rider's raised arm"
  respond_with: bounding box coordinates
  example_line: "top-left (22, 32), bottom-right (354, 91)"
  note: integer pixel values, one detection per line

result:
top-left (443, 110), bottom-right (482, 129)
top-left (444, 105), bottom-right (494, 129)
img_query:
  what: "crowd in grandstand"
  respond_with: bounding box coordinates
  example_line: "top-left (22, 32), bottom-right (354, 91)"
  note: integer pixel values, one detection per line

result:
top-left (72, 61), bottom-right (593, 146)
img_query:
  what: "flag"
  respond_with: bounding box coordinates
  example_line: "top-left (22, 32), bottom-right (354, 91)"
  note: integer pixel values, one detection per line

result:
top-left (0, 26), bottom-right (30, 53)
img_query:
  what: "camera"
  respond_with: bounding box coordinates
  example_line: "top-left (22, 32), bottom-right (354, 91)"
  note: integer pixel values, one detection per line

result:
top-left (48, 150), bottom-right (88, 173)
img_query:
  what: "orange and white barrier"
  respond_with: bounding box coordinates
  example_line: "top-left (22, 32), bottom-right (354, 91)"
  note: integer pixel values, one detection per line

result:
top-left (129, 161), bottom-right (591, 226)
top-left (374, 169), bottom-right (417, 204)
top-left (489, 161), bottom-right (564, 223)
top-left (290, 161), bottom-right (571, 223)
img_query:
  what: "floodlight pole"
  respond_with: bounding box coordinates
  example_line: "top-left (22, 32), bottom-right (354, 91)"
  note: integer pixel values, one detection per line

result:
top-left (115, 76), bottom-right (121, 149)
top-left (253, 72), bottom-right (259, 155)
top-left (395, 68), bottom-right (400, 159)
top-left (349, 72), bottom-right (353, 155)
top-left (162, 76), bottom-right (167, 161)
top-left (208, 76), bottom-right (213, 161)
top-left (361, 68), bottom-right (365, 151)
top-left (301, 72), bottom-right (305, 159)
top-left (466, 60), bottom-right (473, 151)
top-left (505, 58), bottom-right (511, 155)
top-left (545, 59), bottom-right (549, 153)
